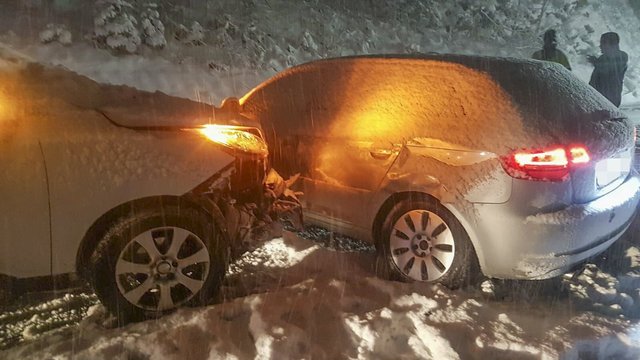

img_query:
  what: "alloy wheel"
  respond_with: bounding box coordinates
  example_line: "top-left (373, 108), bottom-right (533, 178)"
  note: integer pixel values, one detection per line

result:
top-left (389, 210), bottom-right (455, 282)
top-left (115, 226), bottom-right (210, 311)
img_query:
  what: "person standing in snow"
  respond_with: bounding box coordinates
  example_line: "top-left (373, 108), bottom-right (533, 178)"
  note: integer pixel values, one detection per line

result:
top-left (588, 32), bottom-right (628, 107)
top-left (532, 29), bottom-right (572, 70)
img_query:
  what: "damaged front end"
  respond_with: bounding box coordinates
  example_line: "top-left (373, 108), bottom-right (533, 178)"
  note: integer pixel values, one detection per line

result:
top-left (222, 167), bottom-right (303, 258)
top-left (186, 110), bottom-right (303, 259)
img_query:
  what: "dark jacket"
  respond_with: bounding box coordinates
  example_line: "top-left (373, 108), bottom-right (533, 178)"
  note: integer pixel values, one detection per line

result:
top-left (589, 50), bottom-right (628, 107)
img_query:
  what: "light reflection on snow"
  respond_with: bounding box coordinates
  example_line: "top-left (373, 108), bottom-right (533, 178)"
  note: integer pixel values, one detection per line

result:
top-left (626, 324), bottom-right (640, 344)
top-left (590, 175), bottom-right (640, 212)
top-left (229, 237), bottom-right (319, 274)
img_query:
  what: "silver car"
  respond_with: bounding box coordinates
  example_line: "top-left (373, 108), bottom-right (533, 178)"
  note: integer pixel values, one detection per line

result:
top-left (238, 54), bottom-right (640, 286)
top-left (0, 63), bottom-right (272, 322)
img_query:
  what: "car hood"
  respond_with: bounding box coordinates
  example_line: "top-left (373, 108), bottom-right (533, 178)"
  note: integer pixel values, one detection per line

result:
top-left (2, 63), bottom-right (257, 129)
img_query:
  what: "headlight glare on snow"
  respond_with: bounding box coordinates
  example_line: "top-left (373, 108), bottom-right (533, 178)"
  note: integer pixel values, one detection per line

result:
top-left (195, 124), bottom-right (268, 157)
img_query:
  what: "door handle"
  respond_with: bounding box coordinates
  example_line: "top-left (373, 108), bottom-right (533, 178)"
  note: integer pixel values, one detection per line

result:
top-left (369, 149), bottom-right (393, 160)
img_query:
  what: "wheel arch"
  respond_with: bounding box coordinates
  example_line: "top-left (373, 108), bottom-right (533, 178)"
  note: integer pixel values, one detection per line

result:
top-left (75, 195), bottom-right (229, 280)
top-left (371, 191), bottom-right (439, 245)
top-left (370, 191), bottom-right (486, 276)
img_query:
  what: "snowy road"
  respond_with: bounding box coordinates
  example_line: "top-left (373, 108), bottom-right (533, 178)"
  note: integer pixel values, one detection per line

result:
top-left (2, 218), bottom-right (640, 359)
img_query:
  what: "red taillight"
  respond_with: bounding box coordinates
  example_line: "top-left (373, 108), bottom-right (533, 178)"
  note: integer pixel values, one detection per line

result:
top-left (514, 148), bottom-right (568, 168)
top-left (569, 146), bottom-right (590, 164)
top-left (502, 146), bottom-right (590, 181)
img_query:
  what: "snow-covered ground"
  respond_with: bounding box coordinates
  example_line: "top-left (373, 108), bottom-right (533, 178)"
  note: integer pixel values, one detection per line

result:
top-left (2, 222), bottom-right (640, 359)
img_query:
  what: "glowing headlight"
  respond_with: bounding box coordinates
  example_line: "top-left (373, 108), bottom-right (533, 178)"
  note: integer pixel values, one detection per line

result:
top-left (196, 124), bottom-right (268, 157)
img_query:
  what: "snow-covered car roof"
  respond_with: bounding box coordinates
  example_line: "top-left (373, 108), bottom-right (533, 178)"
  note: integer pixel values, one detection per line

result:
top-left (241, 54), bottom-right (630, 157)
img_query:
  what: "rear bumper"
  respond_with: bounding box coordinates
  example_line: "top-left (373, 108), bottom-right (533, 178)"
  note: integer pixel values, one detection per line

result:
top-left (471, 173), bottom-right (640, 279)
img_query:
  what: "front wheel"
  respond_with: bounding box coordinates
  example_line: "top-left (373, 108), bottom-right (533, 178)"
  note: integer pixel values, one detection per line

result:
top-left (88, 202), bottom-right (228, 324)
top-left (376, 196), bottom-right (480, 288)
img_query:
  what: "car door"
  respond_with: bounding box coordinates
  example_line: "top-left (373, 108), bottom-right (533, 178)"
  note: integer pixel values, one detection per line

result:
top-left (240, 60), bottom-right (403, 233)
top-left (301, 136), bottom-right (399, 230)
top-left (0, 111), bottom-right (51, 279)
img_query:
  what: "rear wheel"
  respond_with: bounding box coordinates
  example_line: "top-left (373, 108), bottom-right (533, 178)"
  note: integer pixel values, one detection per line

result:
top-left (376, 195), bottom-right (480, 288)
top-left (88, 202), bottom-right (228, 324)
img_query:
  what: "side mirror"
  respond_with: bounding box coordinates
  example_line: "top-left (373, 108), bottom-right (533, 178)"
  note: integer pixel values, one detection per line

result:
top-left (220, 97), bottom-right (241, 113)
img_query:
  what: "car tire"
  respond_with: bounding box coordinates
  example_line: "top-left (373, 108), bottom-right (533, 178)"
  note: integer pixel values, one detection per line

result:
top-left (375, 195), bottom-right (480, 288)
top-left (88, 201), bottom-right (228, 324)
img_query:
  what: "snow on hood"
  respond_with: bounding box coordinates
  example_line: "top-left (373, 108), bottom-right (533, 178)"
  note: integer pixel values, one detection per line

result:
top-left (0, 63), bottom-right (253, 129)
top-left (241, 55), bottom-right (631, 158)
